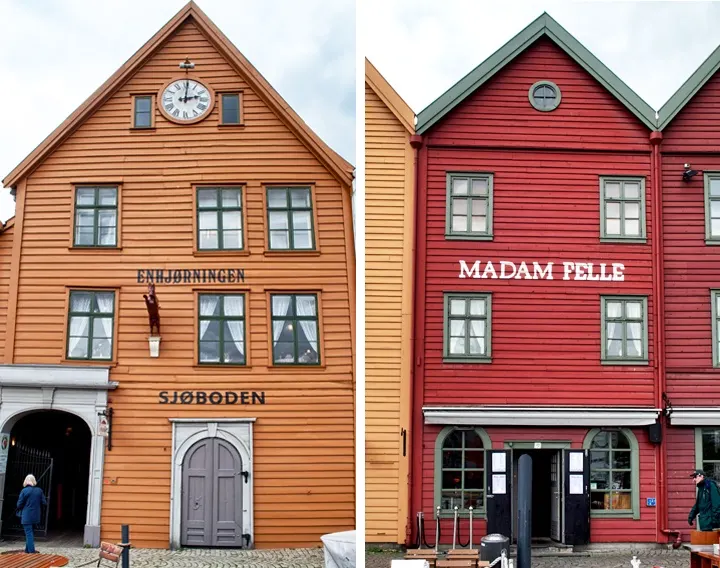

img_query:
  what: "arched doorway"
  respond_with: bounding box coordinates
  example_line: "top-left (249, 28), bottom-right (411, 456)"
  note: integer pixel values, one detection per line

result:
top-left (181, 437), bottom-right (243, 547)
top-left (0, 410), bottom-right (91, 542)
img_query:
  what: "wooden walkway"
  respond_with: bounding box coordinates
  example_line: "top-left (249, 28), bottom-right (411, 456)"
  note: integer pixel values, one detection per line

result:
top-left (0, 553), bottom-right (69, 567)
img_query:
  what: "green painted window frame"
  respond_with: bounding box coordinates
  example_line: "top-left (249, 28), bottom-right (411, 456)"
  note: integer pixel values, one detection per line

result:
top-left (696, 428), bottom-right (720, 482)
top-left (600, 296), bottom-right (649, 365)
top-left (445, 172), bottom-right (494, 240)
top-left (266, 187), bottom-right (316, 251)
top-left (443, 292), bottom-right (492, 363)
top-left (599, 176), bottom-right (646, 243)
top-left (270, 293), bottom-right (321, 366)
top-left (197, 187), bottom-right (244, 251)
top-left (73, 186), bottom-right (118, 248)
top-left (434, 426), bottom-right (492, 518)
top-left (705, 173), bottom-right (720, 244)
top-left (133, 95), bottom-right (153, 128)
top-left (712, 290), bottom-right (720, 368)
top-left (66, 290), bottom-right (115, 361)
top-left (198, 293), bottom-right (246, 366)
top-left (583, 428), bottom-right (640, 519)
top-left (528, 80), bottom-right (562, 112)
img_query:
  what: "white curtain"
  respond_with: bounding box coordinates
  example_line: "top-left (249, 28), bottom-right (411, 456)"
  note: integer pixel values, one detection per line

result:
top-left (296, 296), bottom-right (318, 352)
top-left (68, 295), bottom-right (92, 355)
top-left (272, 296), bottom-right (291, 344)
top-left (226, 322), bottom-right (244, 356)
top-left (200, 296), bottom-right (220, 339)
top-left (606, 302), bottom-right (622, 356)
top-left (96, 294), bottom-right (114, 339)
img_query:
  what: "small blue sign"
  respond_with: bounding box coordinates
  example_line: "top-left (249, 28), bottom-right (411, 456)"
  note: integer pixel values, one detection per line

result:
top-left (646, 497), bottom-right (656, 507)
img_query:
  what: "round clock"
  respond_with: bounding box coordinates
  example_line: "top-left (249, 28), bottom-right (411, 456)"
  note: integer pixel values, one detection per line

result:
top-left (158, 77), bottom-right (215, 124)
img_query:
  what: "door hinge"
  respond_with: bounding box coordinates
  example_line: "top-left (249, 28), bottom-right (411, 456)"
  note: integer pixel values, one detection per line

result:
top-left (241, 471), bottom-right (249, 483)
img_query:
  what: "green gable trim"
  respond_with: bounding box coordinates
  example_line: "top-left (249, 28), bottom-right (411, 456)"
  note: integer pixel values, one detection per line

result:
top-left (416, 12), bottom-right (657, 134)
top-left (658, 43), bottom-right (720, 131)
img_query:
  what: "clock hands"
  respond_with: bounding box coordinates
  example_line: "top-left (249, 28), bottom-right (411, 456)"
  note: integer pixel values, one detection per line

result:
top-left (183, 79), bottom-right (190, 103)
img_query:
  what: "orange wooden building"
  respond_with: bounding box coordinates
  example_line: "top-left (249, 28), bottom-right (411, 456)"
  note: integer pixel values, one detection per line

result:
top-left (0, 2), bottom-right (355, 550)
top-left (364, 59), bottom-right (415, 544)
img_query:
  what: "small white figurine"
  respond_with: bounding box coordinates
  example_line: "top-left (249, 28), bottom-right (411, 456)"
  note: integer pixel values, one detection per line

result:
top-left (630, 556), bottom-right (641, 568)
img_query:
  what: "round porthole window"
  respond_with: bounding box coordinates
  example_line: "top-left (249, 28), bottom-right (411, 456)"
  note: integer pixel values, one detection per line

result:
top-left (529, 81), bottom-right (561, 111)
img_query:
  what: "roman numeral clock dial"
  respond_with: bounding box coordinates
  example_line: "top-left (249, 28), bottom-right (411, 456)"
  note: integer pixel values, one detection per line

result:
top-left (159, 78), bottom-right (215, 124)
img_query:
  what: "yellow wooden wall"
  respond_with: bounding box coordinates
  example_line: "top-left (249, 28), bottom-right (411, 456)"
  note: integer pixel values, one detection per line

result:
top-left (365, 61), bottom-right (414, 544)
top-left (5, 18), bottom-right (355, 549)
top-left (0, 223), bottom-right (13, 362)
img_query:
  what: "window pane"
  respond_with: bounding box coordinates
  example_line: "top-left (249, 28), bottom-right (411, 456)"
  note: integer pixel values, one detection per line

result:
top-left (224, 296), bottom-right (244, 317)
top-left (591, 432), bottom-right (610, 449)
top-left (625, 220), bottom-right (640, 236)
top-left (99, 227), bottom-right (116, 246)
top-left (450, 299), bottom-right (466, 316)
top-left (76, 209), bottom-right (95, 227)
top-left (624, 202), bottom-right (640, 220)
top-left (222, 95), bottom-right (240, 124)
top-left (222, 210), bottom-right (242, 230)
top-left (452, 215), bottom-right (467, 233)
top-left (444, 430), bottom-right (463, 448)
top-left (293, 211), bottom-right (312, 231)
top-left (68, 338), bottom-right (88, 359)
top-left (606, 219), bottom-right (621, 235)
top-left (605, 183), bottom-right (621, 199)
top-left (75, 227), bottom-right (94, 246)
top-left (199, 230), bottom-right (219, 249)
top-left (93, 293), bottom-right (114, 313)
top-left (627, 323), bottom-right (642, 342)
top-left (452, 198), bottom-right (468, 216)
top-left (624, 183), bottom-right (640, 199)
top-left (200, 341), bottom-right (220, 363)
top-left (470, 320), bottom-right (485, 338)
top-left (472, 200), bottom-right (487, 216)
top-left (290, 188), bottom-right (311, 208)
top-left (443, 450), bottom-right (462, 468)
top-left (442, 471), bottom-right (462, 490)
top-left (449, 337), bottom-right (465, 355)
top-left (465, 470), bottom-right (484, 490)
top-left (135, 112), bottom-right (150, 127)
top-left (627, 339), bottom-right (643, 357)
top-left (70, 293), bottom-right (93, 313)
top-left (626, 302), bottom-right (642, 319)
top-left (710, 179), bottom-right (720, 196)
top-left (613, 432), bottom-right (630, 449)
top-left (267, 189), bottom-right (287, 208)
top-left (607, 339), bottom-right (622, 357)
top-left (465, 431), bottom-right (484, 449)
top-left (591, 492), bottom-right (608, 511)
top-left (98, 210), bottom-right (116, 228)
top-left (441, 491), bottom-right (462, 510)
top-left (69, 316), bottom-right (90, 337)
top-left (221, 189), bottom-right (241, 208)
top-left (269, 211), bottom-right (289, 230)
top-left (607, 322), bottom-right (622, 340)
top-left (703, 431), bottom-right (720, 461)
top-left (76, 188), bottom-right (95, 205)
top-left (591, 470), bottom-right (609, 490)
top-left (199, 211), bottom-right (218, 231)
top-left (463, 491), bottom-right (484, 510)
top-left (293, 230), bottom-right (313, 249)
top-left (199, 295), bottom-right (220, 317)
top-left (606, 302), bottom-right (622, 318)
top-left (272, 296), bottom-right (293, 317)
top-left (469, 300), bottom-right (485, 316)
top-left (712, 219), bottom-right (720, 237)
top-left (98, 188), bottom-right (117, 206)
top-left (223, 322), bottom-right (244, 363)
top-left (471, 178), bottom-right (487, 196)
top-left (201, 320), bottom-right (220, 342)
top-left (606, 202), bottom-right (621, 219)
top-left (222, 230), bottom-right (242, 249)
top-left (91, 338), bottom-right (112, 359)
top-left (296, 295), bottom-right (317, 317)
top-left (273, 341), bottom-right (295, 363)
top-left (711, 201), bottom-right (720, 219)
top-left (450, 320), bottom-right (466, 337)
top-left (270, 231), bottom-right (289, 249)
top-left (452, 178), bottom-right (468, 195)
top-left (590, 451), bottom-right (609, 469)
top-left (612, 451), bottom-right (631, 469)
top-left (198, 189), bottom-right (217, 208)
top-left (471, 216), bottom-right (487, 233)
top-left (136, 97), bottom-right (151, 112)
top-left (92, 318), bottom-right (113, 339)
top-left (469, 337), bottom-right (485, 355)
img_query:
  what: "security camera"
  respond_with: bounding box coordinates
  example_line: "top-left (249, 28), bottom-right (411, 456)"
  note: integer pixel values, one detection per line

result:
top-left (683, 163), bottom-right (701, 182)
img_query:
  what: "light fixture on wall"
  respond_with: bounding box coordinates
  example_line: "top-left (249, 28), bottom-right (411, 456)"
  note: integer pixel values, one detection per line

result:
top-left (683, 163), bottom-right (702, 182)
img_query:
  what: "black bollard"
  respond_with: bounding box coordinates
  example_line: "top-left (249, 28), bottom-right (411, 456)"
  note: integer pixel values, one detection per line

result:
top-left (121, 524), bottom-right (130, 568)
top-left (517, 454), bottom-right (532, 568)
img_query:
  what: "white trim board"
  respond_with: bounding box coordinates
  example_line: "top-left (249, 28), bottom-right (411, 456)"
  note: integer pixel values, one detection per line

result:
top-left (669, 408), bottom-right (720, 426)
top-left (423, 406), bottom-right (661, 426)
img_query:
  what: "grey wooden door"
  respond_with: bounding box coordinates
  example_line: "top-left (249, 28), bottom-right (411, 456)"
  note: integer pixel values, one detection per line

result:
top-left (181, 438), bottom-right (243, 547)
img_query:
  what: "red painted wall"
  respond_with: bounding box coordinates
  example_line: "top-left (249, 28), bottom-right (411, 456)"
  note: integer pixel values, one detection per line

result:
top-left (663, 71), bottom-right (720, 153)
top-left (666, 427), bottom-right (696, 537)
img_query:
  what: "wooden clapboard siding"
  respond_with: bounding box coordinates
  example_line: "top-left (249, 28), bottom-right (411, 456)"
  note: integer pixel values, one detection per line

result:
top-left (365, 60), bottom-right (414, 544)
top-left (6, 13), bottom-right (354, 550)
top-left (0, 222), bottom-right (14, 362)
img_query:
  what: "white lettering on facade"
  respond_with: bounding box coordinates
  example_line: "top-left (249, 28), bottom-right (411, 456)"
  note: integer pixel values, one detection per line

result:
top-left (457, 260), bottom-right (627, 281)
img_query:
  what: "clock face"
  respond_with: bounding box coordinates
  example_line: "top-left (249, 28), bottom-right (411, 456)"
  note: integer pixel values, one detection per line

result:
top-left (159, 78), bottom-right (214, 124)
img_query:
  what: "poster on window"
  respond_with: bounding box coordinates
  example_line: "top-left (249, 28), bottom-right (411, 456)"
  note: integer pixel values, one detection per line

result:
top-left (0, 434), bottom-right (9, 474)
top-left (492, 452), bottom-right (506, 472)
top-left (492, 474), bottom-right (506, 494)
top-left (569, 452), bottom-right (584, 472)
top-left (569, 474), bottom-right (584, 495)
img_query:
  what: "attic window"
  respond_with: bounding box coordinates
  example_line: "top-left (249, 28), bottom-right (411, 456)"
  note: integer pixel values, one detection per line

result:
top-left (529, 81), bottom-right (561, 112)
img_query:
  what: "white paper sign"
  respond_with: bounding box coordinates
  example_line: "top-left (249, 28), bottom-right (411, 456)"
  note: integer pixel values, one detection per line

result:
top-left (569, 474), bottom-right (584, 495)
top-left (0, 434), bottom-right (9, 475)
top-left (492, 474), bottom-right (506, 494)
top-left (569, 452), bottom-right (584, 472)
top-left (492, 453), bottom-right (506, 473)
top-left (534, 442), bottom-right (542, 449)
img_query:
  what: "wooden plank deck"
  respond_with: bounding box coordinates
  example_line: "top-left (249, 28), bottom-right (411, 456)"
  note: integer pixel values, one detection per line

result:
top-left (0, 553), bottom-right (69, 567)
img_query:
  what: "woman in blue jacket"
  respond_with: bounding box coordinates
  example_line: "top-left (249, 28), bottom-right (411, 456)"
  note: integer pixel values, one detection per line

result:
top-left (16, 474), bottom-right (47, 554)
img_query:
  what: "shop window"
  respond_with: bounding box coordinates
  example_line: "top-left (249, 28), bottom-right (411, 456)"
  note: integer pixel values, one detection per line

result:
top-left (705, 173), bottom-right (720, 243)
top-left (600, 296), bottom-right (648, 364)
top-left (197, 187), bottom-right (244, 251)
top-left (73, 186), bottom-right (118, 247)
top-left (434, 427), bottom-right (490, 515)
top-left (270, 294), bottom-right (320, 365)
top-left (66, 290), bottom-right (115, 360)
top-left (198, 294), bottom-right (246, 365)
top-left (600, 177), bottom-right (646, 242)
top-left (696, 429), bottom-right (720, 481)
top-left (584, 428), bottom-right (639, 518)
top-left (266, 187), bottom-right (315, 250)
top-left (443, 293), bottom-right (491, 362)
top-left (445, 173), bottom-right (493, 240)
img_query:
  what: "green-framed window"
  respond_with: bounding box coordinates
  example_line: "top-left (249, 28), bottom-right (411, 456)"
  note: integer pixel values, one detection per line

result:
top-left (584, 428), bottom-right (640, 519)
top-left (271, 294), bottom-right (320, 365)
top-left (267, 187), bottom-right (315, 250)
top-left (197, 187), bottom-right (243, 251)
top-left (434, 427), bottom-right (489, 515)
top-left (198, 294), bottom-right (246, 365)
top-left (221, 93), bottom-right (241, 124)
top-left (443, 293), bottom-right (491, 362)
top-left (445, 173), bottom-right (493, 240)
top-left (696, 428), bottom-right (720, 481)
top-left (133, 95), bottom-right (152, 128)
top-left (600, 177), bottom-right (646, 242)
top-left (67, 290), bottom-right (115, 360)
top-left (712, 291), bottom-right (720, 367)
top-left (73, 186), bottom-right (118, 247)
top-left (705, 173), bottom-right (720, 243)
top-left (600, 296), bottom-right (648, 364)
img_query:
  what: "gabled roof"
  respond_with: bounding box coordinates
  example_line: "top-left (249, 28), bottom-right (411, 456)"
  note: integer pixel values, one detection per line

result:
top-left (658, 42), bottom-right (720, 131)
top-left (416, 12), bottom-right (657, 134)
top-left (365, 58), bottom-right (415, 134)
top-left (2, 1), bottom-right (353, 189)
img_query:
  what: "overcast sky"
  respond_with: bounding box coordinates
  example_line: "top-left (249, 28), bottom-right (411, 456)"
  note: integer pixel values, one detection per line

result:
top-left (363, 1), bottom-right (720, 119)
top-left (0, 0), bottom-right (354, 223)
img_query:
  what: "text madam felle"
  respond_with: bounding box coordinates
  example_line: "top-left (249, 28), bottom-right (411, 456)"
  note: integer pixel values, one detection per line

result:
top-left (458, 260), bottom-right (626, 281)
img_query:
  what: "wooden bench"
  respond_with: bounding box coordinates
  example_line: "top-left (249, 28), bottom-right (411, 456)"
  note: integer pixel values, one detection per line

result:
top-left (0, 553), bottom-right (69, 567)
top-left (404, 548), bottom-right (439, 568)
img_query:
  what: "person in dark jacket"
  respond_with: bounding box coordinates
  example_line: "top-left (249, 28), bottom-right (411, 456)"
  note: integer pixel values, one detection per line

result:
top-left (16, 474), bottom-right (47, 554)
top-left (688, 469), bottom-right (720, 531)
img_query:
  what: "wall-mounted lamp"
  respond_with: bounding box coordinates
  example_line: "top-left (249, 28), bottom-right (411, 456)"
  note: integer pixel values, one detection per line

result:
top-left (683, 163), bottom-right (702, 182)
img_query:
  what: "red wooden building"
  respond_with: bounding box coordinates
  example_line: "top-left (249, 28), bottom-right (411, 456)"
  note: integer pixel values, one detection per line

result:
top-left (410, 13), bottom-right (668, 547)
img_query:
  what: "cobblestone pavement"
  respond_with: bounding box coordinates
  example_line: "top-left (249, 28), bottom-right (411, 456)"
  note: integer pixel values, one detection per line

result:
top-left (0, 545), bottom-right (325, 567)
top-left (365, 549), bottom-right (691, 568)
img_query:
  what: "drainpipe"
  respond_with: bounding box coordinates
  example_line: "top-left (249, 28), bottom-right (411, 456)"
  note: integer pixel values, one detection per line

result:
top-left (408, 133), bottom-right (425, 546)
top-left (650, 130), bottom-right (670, 544)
